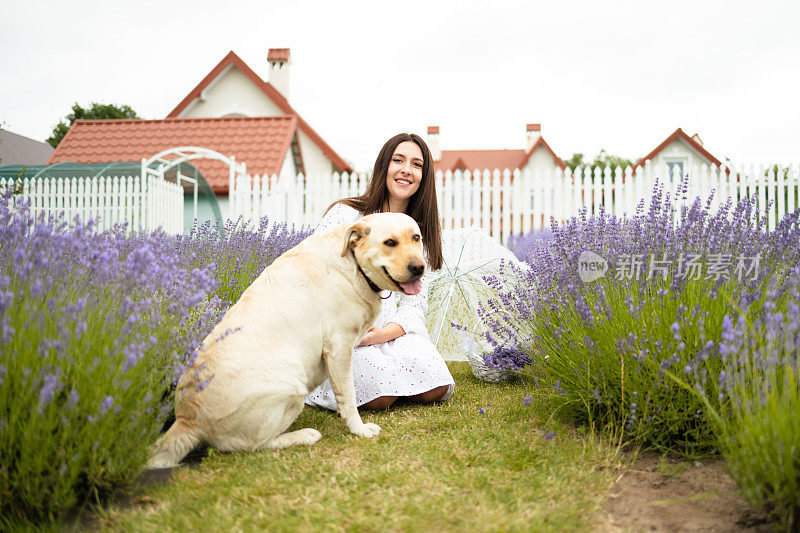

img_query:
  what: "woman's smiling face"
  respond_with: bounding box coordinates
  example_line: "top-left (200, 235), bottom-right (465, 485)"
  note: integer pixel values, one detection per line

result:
top-left (385, 141), bottom-right (423, 209)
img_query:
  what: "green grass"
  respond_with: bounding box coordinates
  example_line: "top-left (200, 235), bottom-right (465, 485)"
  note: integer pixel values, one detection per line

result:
top-left (91, 363), bottom-right (618, 532)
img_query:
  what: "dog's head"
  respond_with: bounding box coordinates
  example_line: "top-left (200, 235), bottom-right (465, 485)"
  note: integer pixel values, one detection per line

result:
top-left (341, 213), bottom-right (426, 295)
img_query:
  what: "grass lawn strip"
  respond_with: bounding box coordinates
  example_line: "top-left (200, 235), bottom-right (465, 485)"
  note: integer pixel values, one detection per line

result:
top-left (93, 363), bottom-right (618, 532)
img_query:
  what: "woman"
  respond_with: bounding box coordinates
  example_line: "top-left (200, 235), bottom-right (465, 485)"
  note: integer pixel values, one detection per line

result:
top-left (305, 133), bottom-right (455, 410)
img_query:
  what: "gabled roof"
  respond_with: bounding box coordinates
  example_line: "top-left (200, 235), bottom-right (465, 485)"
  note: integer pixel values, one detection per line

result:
top-left (167, 51), bottom-right (351, 172)
top-left (0, 128), bottom-right (54, 165)
top-left (518, 137), bottom-right (566, 170)
top-left (433, 137), bottom-right (565, 173)
top-left (47, 116), bottom-right (297, 194)
top-left (635, 128), bottom-right (723, 170)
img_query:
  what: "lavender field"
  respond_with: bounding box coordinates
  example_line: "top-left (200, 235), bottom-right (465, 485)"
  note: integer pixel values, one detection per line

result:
top-left (1, 180), bottom-right (798, 530)
top-left (483, 180), bottom-right (800, 529)
top-left (0, 190), bottom-right (309, 526)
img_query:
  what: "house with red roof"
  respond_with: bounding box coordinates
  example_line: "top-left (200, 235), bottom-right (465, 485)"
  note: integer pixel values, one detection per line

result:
top-left (48, 49), bottom-right (351, 227)
top-left (634, 128), bottom-right (724, 181)
top-left (48, 115), bottom-right (299, 195)
top-left (165, 49), bottom-right (350, 178)
top-left (427, 124), bottom-right (565, 176)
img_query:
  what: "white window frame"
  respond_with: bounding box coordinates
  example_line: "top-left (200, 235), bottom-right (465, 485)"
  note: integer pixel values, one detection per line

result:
top-left (664, 158), bottom-right (687, 184)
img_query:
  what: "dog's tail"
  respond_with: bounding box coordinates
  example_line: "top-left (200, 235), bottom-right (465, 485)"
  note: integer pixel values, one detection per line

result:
top-left (147, 419), bottom-right (201, 469)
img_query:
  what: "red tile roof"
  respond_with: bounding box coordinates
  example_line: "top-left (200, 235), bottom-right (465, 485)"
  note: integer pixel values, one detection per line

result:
top-left (435, 149), bottom-right (525, 173)
top-left (434, 137), bottom-right (565, 173)
top-left (47, 116), bottom-right (297, 194)
top-left (167, 51), bottom-right (351, 172)
top-left (635, 128), bottom-right (723, 170)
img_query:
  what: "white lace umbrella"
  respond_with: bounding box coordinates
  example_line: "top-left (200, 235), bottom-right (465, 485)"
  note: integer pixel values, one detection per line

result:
top-left (426, 226), bottom-right (529, 361)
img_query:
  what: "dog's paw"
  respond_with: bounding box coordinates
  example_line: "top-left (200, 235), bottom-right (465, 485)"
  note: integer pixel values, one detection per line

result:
top-left (351, 422), bottom-right (381, 438)
top-left (146, 454), bottom-right (178, 469)
top-left (296, 428), bottom-right (323, 446)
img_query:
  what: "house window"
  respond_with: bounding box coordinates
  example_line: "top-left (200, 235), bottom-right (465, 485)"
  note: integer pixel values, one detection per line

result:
top-left (665, 159), bottom-right (686, 184)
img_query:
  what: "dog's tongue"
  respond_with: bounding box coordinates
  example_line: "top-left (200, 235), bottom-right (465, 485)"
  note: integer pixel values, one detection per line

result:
top-left (400, 278), bottom-right (422, 295)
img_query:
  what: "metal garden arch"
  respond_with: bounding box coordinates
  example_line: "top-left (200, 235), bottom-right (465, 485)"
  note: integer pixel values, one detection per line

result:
top-left (141, 146), bottom-right (247, 224)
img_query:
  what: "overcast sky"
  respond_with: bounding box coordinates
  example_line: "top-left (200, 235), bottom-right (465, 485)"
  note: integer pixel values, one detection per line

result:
top-left (2, 0), bottom-right (798, 171)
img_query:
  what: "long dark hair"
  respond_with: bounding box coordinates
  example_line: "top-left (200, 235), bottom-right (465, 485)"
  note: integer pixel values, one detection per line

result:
top-left (331, 133), bottom-right (443, 270)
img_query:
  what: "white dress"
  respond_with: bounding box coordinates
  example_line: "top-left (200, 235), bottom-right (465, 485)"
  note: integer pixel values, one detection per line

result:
top-left (305, 203), bottom-right (455, 410)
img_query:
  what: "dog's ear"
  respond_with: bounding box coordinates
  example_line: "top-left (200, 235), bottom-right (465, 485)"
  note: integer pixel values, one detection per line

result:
top-left (341, 221), bottom-right (370, 257)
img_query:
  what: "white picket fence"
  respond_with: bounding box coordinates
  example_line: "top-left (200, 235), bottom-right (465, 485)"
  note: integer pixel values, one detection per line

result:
top-left (233, 162), bottom-right (800, 242)
top-left (0, 174), bottom-right (184, 233)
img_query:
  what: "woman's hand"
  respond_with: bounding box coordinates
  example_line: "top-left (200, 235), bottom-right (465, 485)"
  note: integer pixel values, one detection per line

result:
top-left (358, 326), bottom-right (384, 346)
top-left (357, 323), bottom-right (406, 346)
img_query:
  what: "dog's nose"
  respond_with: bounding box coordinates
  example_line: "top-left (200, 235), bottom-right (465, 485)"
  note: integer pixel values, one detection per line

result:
top-left (407, 260), bottom-right (425, 278)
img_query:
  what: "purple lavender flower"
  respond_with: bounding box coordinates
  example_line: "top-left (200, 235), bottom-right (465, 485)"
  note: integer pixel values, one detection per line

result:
top-left (671, 322), bottom-right (681, 341)
top-left (99, 396), bottom-right (114, 416)
top-left (483, 345), bottom-right (531, 371)
top-left (38, 373), bottom-right (61, 411)
top-left (540, 429), bottom-right (558, 440)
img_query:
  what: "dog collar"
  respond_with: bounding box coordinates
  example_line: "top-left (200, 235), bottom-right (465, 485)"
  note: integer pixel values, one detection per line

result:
top-left (355, 262), bottom-right (392, 299)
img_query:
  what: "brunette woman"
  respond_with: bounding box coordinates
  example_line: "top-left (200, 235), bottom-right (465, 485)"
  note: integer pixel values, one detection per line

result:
top-left (305, 133), bottom-right (454, 410)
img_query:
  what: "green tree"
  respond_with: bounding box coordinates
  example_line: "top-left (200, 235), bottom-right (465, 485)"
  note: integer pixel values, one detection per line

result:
top-left (563, 149), bottom-right (634, 174)
top-left (562, 152), bottom-right (585, 171)
top-left (46, 102), bottom-right (140, 148)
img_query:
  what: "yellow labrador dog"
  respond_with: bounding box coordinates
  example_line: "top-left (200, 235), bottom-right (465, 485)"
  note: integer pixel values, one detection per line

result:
top-left (148, 212), bottom-right (426, 468)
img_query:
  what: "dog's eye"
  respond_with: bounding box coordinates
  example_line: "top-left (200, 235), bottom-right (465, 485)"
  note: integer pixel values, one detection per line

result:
top-left (412, 234), bottom-right (421, 242)
top-left (383, 239), bottom-right (397, 247)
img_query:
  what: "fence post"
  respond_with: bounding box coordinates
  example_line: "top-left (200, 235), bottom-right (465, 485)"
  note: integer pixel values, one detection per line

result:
top-left (767, 164), bottom-right (777, 232)
top-left (453, 169), bottom-right (464, 230)
top-left (501, 168), bottom-right (511, 243)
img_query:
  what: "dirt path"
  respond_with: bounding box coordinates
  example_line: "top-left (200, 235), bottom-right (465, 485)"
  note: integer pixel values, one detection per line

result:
top-left (598, 452), bottom-right (773, 532)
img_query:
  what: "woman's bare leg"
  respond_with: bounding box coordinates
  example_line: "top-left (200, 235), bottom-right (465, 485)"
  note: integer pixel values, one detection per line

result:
top-left (407, 385), bottom-right (450, 404)
top-left (360, 395), bottom-right (398, 410)
top-left (361, 385), bottom-right (450, 410)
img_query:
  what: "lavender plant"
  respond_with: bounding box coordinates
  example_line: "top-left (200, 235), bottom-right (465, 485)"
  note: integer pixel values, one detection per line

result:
top-left (681, 269), bottom-right (800, 530)
top-left (174, 217), bottom-right (310, 304)
top-left (480, 179), bottom-right (800, 453)
top-left (0, 193), bottom-right (227, 524)
top-left (0, 188), bottom-right (312, 525)
top-left (506, 227), bottom-right (554, 262)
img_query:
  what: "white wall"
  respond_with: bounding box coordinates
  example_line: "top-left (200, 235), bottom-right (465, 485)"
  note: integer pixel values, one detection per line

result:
top-left (279, 146), bottom-right (297, 182)
top-left (298, 131), bottom-right (335, 176)
top-left (179, 66), bottom-right (285, 118)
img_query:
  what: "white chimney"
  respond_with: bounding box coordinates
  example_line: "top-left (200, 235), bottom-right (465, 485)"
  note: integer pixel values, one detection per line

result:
top-left (691, 133), bottom-right (703, 146)
top-left (268, 48), bottom-right (291, 99)
top-left (427, 126), bottom-right (441, 161)
top-left (526, 123), bottom-right (541, 150)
